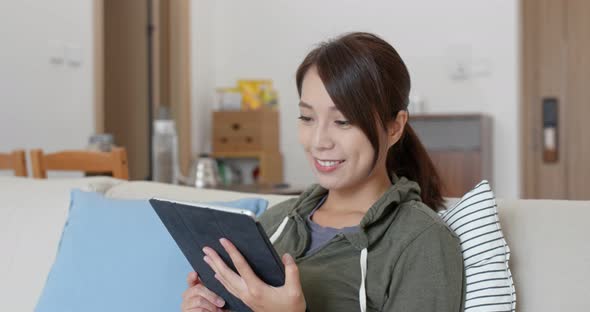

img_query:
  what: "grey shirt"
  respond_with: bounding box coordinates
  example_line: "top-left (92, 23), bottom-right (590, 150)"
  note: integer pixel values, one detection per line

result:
top-left (304, 195), bottom-right (359, 256)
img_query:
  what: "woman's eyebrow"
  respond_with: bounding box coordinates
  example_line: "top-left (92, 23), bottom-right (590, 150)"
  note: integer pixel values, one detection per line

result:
top-left (299, 101), bottom-right (338, 111)
top-left (298, 101), bottom-right (313, 109)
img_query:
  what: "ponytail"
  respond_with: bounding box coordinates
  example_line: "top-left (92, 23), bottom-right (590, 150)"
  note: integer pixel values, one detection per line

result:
top-left (387, 123), bottom-right (445, 210)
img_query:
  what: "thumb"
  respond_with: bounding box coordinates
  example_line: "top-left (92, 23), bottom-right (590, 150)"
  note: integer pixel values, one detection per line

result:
top-left (186, 271), bottom-right (199, 287)
top-left (282, 253), bottom-right (301, 289)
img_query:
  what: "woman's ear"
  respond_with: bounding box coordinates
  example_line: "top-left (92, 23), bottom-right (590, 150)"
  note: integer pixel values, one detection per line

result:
top-left (387, 110), bottom-right (408, 147)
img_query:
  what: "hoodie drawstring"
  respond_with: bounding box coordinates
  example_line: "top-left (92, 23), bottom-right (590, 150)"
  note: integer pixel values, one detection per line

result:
top-left (359, 248), bottom-right (368, 312)
top-left (270, 216), bottom-right (290, 244)
top-left (269, 216), bottom-right (368, 312)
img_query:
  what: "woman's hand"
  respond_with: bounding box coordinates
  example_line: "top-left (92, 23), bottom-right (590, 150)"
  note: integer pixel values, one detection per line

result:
top-left (202, 238), bottom-right (306, 312)
top-left (181, 271), bottom-right (227, 312)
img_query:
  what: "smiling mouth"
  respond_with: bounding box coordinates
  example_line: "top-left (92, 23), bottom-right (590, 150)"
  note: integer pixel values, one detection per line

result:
top-left (313, 158), bottom-right (345, 173)
top-left (315, 159), bottom-right (345, 167)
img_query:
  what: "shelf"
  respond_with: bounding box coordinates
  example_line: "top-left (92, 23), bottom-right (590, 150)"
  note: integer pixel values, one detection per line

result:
top-left (211, 151), bottom-right (283, 185)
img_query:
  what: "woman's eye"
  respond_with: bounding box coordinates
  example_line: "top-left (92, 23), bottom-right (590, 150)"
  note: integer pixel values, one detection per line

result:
top-left (335, 120), bottom-right (351, 126)
top-left (298, 115), bottom-right (313, 122)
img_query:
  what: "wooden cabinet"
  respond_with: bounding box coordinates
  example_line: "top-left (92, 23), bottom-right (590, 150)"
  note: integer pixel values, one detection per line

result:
top-left (410, 114), bottom-right (493, 197)
top-left (211, 110), bottom-right (283, 184)
top-left (212, 110), bottom-right (279, 153)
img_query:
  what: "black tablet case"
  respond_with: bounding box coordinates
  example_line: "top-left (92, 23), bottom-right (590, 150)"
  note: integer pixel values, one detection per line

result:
top-left (149, 199), bottom-right (285, 312)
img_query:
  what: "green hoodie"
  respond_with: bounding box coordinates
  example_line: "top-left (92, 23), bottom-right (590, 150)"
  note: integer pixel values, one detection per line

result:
top-left (258, 175), bottom-right (465, 312)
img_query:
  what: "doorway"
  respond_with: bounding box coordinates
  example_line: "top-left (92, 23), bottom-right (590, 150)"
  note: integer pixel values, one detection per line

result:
top-left (521, 0), bottom-right (590, 199)
top-left (93, 0), bottom-right (192, 180)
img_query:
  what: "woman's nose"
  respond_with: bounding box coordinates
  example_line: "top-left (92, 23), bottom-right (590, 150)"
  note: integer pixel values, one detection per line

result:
top-left (312, 127), bottom-right (335, 150)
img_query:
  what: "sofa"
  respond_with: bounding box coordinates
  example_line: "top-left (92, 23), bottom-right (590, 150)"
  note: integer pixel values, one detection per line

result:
top-left (1, 176), bottom-right (588, 311)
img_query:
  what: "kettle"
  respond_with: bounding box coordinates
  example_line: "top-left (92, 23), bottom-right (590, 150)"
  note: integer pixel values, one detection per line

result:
top-left (179, 154), bottom-right (221, 188)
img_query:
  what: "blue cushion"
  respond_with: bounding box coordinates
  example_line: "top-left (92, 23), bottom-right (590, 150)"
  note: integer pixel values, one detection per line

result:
top-left (35, 190), bottom-right (268, 312)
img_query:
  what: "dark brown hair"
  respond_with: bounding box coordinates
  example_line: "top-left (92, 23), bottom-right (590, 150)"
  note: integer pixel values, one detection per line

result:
top-left (295, 32), bottom-right (445, 210)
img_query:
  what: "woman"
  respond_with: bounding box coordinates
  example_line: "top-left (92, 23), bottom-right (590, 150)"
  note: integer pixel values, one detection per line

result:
top-left (181, 32), bottom-right (464, 312)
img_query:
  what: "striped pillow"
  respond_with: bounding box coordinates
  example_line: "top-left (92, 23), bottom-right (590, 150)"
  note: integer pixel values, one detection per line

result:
top-left (439, 181), bottom-right (516, 312)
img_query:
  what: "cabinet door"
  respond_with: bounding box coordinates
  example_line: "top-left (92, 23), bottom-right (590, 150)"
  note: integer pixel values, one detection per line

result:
top-left (103, 0), bottom-right (150, 180)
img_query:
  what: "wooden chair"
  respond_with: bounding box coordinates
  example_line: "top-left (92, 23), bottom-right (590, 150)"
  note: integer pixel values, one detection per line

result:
top-left (0, 150), bottom-right (28, 177)
top-left (30, 147), bottom-right (129, 180)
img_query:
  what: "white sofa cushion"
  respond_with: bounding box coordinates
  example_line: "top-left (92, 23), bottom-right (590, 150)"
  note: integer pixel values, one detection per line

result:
top-left (105, 181), bottom-right (295, 207)
top-left (0, 177), bottom-right (122, 312)
top-left (495, 197), bottom-right (590, 312)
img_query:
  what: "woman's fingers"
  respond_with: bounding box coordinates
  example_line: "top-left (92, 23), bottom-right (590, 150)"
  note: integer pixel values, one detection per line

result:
top-left (187, 271), bottom-right (199, 287)
top-left (182, 295), bottom-right (221, 312)
top-left (213, 272), bottom-right (240, 298)
top-left (202, 246), bottom-right (247, 294)
top-left (182, 284), bottom-right (226, 308)
top-left (199, 243), bottom-right (307, 312)
top-left (219, 238), bottom-right (262, 287)
top-left (281, 253), bottom-right (304, 299)
top-left (182, 271), bottom-right (227, 312)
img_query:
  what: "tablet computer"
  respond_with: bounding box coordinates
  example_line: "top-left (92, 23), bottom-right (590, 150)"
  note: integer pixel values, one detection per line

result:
top-left (149, 198), bottom-right (285, 312)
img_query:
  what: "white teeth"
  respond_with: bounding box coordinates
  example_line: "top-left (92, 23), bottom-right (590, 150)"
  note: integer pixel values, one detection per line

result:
top-left (317, 159), bottom-right (341, 167)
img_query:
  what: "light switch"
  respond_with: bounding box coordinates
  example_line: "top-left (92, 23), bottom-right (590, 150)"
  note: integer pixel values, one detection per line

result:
top-left (65, 44), bottom-right (82, 67)
top-left (471, 59), bottom-right (492, 77)
top-left (48, 40), bottom-right (65, 65)
top-left (446, 44), bottom-right (472, 81)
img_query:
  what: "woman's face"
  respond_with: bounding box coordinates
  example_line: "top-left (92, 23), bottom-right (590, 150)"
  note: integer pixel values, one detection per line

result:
top-left (298, 67), bottom-right (390, 191)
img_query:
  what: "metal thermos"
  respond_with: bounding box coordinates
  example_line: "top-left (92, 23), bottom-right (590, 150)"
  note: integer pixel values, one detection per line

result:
top-left (192, 154), bottom-right (221, 188)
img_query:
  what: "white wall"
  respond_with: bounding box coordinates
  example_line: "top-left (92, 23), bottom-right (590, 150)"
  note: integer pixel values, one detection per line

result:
top-left (191, 0), bottom-right (217, 157)
top-left (0, 1), bottom-right (520, 197)
top-left (191, 0), bottom-right (521, 198)
top-left (0, 0), bottom-right (95, 175)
